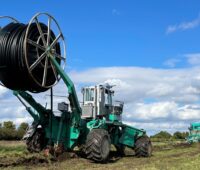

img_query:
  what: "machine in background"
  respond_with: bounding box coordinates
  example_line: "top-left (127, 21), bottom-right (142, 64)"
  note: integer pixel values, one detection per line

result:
top-left (187, 122), bottom-right (200, 144)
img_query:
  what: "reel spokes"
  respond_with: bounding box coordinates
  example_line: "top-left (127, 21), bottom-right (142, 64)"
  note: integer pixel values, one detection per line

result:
top-left (24, 13), bottom-right (66, 89)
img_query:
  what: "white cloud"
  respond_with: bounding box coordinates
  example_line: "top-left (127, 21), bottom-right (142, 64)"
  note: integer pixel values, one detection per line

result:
top-left (185, 53), bottom-right (200, 65)
top-left (125, 121), bottom-right (189, 135)
top-left (125, 101), bottom-right (177, 121)
top-left (0, 85), bottom-right (8, 97)
top-left (1, 65), bottom-right (200, 134)
top-left (69, 66), bottom-right (200, 103)
top-left (68, 66), bottom-right (200, 134)
top-left (164, 58), bottom-right (180, 68)
top-left (164, 52), bottom-right (200, 69)
top-left (166, 15), bottom-right (200, 34)
top-left (176, 105), bottom-right (200, 120)
top-left (0, 94), bottom-right (33, 126)
top-left (124, 101), bottom-right (200, 122)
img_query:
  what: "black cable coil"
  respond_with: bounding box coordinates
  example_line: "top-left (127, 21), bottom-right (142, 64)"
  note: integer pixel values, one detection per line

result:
top-left (0, 22), bottom-right (61, 93)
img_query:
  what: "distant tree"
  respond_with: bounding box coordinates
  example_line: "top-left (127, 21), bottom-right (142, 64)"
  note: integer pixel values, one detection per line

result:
top-left (152, 131), bottom-right (172, 139)
top-left (184, 132), bottom-right (189, 138)
top-left (16, 122), bottom-right (29, 139)
top-left (0, 121), bottom-right (30, 140)
top-left (173, 131), bottom-right (189, 139)
top-left (1, 121), bottom-right (16, 140)
top-left (3, 121), bottom-right (16, 130)
top-left (18, 122), bottom-right (28, 131)
top-left (0, 123), bottom-right (2, 139)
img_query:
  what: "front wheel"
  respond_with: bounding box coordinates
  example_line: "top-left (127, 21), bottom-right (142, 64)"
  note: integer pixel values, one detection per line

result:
top-left (26, 128), bottom-right (46, 153)
top-left (85, 129), bottom-right (111, 162)
top-left (135, 136), bottom-right (152, 157)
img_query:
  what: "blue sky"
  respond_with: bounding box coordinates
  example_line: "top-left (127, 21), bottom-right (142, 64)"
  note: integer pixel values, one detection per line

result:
top-left (1, 0), bottom-right (200, 69)
top-left (1, 1), bottom-right (200, 134)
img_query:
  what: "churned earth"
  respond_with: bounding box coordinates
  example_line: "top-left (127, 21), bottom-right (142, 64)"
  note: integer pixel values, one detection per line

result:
top-left (0, 140), bottom-right (200, 170)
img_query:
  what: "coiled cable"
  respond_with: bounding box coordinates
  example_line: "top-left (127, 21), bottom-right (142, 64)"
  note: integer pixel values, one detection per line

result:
top-left (0, 22), bottom-right (61, 93)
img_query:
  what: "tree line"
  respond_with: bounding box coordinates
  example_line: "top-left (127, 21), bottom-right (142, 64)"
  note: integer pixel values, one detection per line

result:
top-left (150, 131), bottom-right (189, 141)
top-left (0, 121), bottom-right (28, 140)
top-left (0, 121), bottom-right (189, 141)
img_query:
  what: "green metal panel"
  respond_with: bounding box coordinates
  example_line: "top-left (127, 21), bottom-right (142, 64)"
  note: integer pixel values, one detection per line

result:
top-left (87, 118), bottom-right (107, 130)
top-left (13, 89), bottom-right (82, 150)
top-left (119, 125), bottom-right (145, 147)
top-left (190, 122), bottom-right (200, 130)
top-left (87, 118), bottom-right (145, 148)
top-left (109, 114), bottom-right (118, 121)
top-left (48, 54), bottom-right (83, 149)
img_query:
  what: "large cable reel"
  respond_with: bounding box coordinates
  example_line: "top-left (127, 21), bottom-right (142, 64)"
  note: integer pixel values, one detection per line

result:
top-left (0, 13), bottom-right (66, 93)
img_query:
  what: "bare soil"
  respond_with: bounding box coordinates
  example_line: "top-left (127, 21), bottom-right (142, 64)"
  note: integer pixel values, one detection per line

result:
top-left (0, 141), bottom-right (200, 170)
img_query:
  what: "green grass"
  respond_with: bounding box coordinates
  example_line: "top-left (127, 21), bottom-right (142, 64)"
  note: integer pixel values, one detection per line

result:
top-left (0, 145), bottom-right (26, 153)
top-left (0, 141), bottom-right (200, 170)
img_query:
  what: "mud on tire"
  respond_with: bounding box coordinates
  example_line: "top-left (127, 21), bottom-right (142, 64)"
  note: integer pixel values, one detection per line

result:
top-left (26, 128), bottom-right (46, 153)
top-left (135, 135), bottom-right (152, 157)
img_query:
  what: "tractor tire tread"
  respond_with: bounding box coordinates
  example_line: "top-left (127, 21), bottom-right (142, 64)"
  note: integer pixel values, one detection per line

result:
top-left (85, 129), bottom-right (110, 162)
top-left (135, 135), bottom-right (152, 157)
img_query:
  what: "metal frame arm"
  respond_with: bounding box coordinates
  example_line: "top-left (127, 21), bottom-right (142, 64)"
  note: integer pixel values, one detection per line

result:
top-left (13, 90), bottom-right (48, 118)
top-left (49, 55), bottom-right (82, 123)
top-left (13, 91), bottom-right (39, 121)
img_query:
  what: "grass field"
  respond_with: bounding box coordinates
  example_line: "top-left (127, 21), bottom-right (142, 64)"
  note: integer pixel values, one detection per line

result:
top-left (0, 140), bottom-right (200, 170)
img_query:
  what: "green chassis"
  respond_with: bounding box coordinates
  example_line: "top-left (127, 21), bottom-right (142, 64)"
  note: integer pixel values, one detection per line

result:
top-left (13, 54), bottom-right (146, 151)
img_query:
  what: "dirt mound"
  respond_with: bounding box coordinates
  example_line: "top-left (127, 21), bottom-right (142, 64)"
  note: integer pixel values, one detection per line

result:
top-left (152, 142), bottom-right (191, 152)
top-left (0, 152), bottom-right (80, 168)
top-left (173, 142), bottom-right (191, 148)
top-left (0, 155), bottom-right (50, 167)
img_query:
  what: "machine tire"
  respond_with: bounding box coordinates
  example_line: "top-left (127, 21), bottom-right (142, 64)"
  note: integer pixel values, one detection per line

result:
top-left (26, 128), bottom-right (46, 153)
top-left (135, 135), bottom-right (152, 157)
top-left (85, 129), bottom-right (111, 162)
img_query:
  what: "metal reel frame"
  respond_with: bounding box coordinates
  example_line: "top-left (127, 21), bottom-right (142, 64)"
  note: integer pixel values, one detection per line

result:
top-left (24, 13), bottom-right (66, 89)
top-left (0, 16), bottom-right (19, 23)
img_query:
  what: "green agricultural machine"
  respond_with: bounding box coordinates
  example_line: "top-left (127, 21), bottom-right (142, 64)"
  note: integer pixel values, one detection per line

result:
top-left (187, 122), bottom-right (200, 144)
top-left (0, 13), bottom-right (152, 162)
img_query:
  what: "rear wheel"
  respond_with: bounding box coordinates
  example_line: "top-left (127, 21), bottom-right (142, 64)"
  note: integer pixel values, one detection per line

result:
top-left (135, 136), bottom-right (152, 157)
top-left (26, 128), bottom-right (46, 153)
top-left (85, 129), bottom-right (111, 162)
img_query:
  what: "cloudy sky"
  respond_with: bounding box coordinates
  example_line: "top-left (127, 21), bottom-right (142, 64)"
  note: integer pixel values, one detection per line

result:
top-left (0, 1), bottom-right (200, 135)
